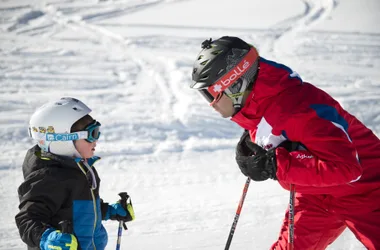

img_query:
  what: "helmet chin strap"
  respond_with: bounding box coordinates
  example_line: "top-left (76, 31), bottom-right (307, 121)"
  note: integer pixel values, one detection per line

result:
top-left (232, 99), bottom-right (242, 116)
top-left (232, 106), bottom-right (241, 117)
top-left (226, 65), bottom-right (260, 116)
top-left (224, 77), bottom-right (250, 115)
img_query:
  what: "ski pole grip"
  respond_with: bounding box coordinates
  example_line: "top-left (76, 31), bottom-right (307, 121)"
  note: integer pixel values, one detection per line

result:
top-left (59, 220), bottom-right (73, 234)
top-left (118, 192), bottom-right (129, 231)
top-left (118, 192), bottom-right (129, 202)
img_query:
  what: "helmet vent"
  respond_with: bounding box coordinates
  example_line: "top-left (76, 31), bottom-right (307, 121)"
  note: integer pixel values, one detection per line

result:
top-left (200, 60), bottom-right (209, 66)
top-left (72, 105), bottom-right (83, 112)
top-left (197, 55), bottom-right (203, 60)
top-left (62, 97), bottom-right (79, 103)
top-left (211, 50), bottom-right (223, 55)
top-left (217, 69), bottom-right (224, 76)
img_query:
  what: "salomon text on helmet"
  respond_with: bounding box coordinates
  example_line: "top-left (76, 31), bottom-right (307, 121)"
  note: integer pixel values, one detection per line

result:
top-left (29, 97), bottom-right (93, 158)
top-left (191, 36), bottom-right (259, 110)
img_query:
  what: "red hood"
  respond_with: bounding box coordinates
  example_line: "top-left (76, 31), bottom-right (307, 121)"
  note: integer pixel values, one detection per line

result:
top-left (231, 57), bottom-right (303, 130)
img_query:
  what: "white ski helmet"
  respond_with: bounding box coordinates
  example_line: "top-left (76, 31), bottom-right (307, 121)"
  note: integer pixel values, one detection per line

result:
top-left (29, 97), bottom-right (92, 158)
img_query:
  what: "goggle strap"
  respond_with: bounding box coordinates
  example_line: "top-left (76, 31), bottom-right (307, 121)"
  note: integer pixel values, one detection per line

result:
top-left (77, 131), bottom-right (89, 140)
top-left (224, 77), bottom-right (249, 107)
top-left (43, 131), bottom-right (89, 141)
top-left (207, 48), bottom-right (259, 97)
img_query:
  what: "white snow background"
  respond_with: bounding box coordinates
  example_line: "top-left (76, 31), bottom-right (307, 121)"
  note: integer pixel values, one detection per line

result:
top-left (0, 0), bottom-right (379, 249)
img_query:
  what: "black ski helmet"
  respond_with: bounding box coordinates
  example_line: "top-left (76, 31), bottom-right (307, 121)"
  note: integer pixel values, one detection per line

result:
top-left (190, 36), bottom-right (259, 109)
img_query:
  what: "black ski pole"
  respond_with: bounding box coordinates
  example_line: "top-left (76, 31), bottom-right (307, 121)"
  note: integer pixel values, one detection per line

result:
top-left (224, 177), bottom-right (251, 250)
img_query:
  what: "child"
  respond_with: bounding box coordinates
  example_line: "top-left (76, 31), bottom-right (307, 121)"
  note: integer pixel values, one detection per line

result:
top-left (15, 97), bottom-right (135, 250)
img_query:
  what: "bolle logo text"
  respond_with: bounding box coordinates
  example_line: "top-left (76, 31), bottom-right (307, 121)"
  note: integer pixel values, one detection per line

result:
top-left (220, 60), bottom-right (250, 86)
top-left (296, 154), bottom-right (313, 159)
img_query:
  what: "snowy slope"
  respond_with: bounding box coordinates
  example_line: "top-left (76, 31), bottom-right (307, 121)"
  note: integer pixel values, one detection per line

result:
top-left (0, 0), bottom-right (379, 249)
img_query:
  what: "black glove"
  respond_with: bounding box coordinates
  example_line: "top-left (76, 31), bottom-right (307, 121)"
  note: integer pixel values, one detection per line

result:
top-left (236, 147), bottom-right (276, 181)
top-left (235, 131), bottom-right (299, 181)
top-left (236, 130), bottom-right (257, 157)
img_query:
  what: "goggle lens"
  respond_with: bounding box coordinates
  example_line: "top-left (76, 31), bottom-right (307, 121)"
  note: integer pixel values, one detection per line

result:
top-left (84, 121), bottom-right (101, 142)
top-left (198, 89), bottom-right (215, 103)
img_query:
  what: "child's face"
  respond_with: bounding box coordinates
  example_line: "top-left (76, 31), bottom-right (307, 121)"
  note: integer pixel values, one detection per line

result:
top-left (74, 139), bottom-right (97, 159)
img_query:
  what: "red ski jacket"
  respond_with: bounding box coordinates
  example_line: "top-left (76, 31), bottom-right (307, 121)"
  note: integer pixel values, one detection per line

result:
top-left (231, 57), bottom-right (380, 200)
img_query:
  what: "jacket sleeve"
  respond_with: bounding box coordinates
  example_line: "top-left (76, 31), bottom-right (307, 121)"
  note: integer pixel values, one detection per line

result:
top-left (100, 199), bottom-right (109, 220)
top-left (275, 112), bottom-right (362, 187)
top-left (15, 169), bottom-right (68, 248)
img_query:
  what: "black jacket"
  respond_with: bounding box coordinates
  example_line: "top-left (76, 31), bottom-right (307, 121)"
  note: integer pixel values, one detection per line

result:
top-left (15, 145), bottom-right (109, 250)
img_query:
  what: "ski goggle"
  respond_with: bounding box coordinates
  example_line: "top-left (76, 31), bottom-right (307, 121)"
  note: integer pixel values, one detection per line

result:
top-left (197, 79), bottom-right (243, 106)
top-left (196, 82), bottom-right (228, 105)
top-left (82, 120), bottom-right (101, 143)
top-left (198, 88), bottom-right (216, 103)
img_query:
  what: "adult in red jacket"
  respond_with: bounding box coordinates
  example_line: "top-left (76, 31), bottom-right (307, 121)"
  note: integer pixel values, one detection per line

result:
top-left (190, 36), bottom-right (380, 250)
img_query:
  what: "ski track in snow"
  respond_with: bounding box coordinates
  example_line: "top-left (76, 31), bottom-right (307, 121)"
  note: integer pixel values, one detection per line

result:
top-left (259, 0), bottom-right (338, 57)
top-left (0, 0), bottom-right (378, 249)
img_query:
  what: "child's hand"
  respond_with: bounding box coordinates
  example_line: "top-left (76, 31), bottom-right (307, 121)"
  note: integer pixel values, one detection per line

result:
top-left (104, 194), bottom-right (135, 222)
top-left (40, 228), bottom-right (78, 250)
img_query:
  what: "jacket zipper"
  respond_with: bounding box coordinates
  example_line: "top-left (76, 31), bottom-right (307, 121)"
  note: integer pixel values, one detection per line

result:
top-left (77, 162), bottom-right (97, 250)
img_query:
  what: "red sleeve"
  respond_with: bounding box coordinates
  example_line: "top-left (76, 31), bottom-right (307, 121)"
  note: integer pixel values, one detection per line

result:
top-left (275, 115), bottom-right (362, 187)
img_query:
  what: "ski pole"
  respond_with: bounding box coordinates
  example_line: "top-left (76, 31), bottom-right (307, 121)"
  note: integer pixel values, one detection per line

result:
top-left (116, 192), bottom-right (129, 250)
top-left (224, 177), bottom-right (251, 250)
top-left (288, 184), bottom-right (295, 250)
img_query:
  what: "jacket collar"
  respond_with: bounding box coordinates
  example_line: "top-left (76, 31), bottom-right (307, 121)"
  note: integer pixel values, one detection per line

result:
top-left (231, 57), bottom-right (303, 130)
top-left (39, 146), bottom-right (100, 168)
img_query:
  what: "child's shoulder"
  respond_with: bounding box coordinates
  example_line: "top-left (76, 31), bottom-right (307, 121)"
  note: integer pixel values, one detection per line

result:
top-left (23, 146), bottom-right (81, 179)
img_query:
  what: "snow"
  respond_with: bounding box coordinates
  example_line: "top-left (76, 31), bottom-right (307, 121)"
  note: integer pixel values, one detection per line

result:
top-left (1, 0), bottom-right (379, 249)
